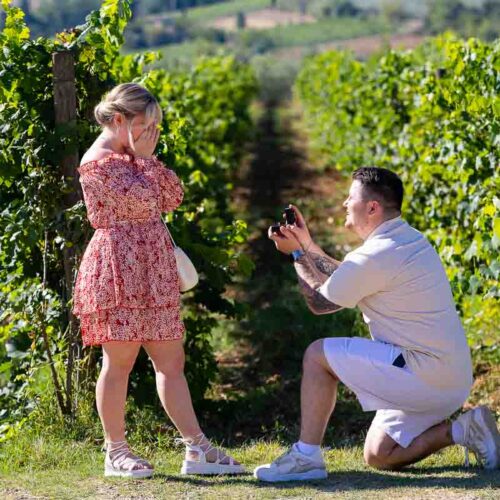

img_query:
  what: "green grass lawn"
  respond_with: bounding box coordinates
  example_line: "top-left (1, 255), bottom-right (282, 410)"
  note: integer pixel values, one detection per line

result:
top-left (1, 439), bottom-right (499, 499)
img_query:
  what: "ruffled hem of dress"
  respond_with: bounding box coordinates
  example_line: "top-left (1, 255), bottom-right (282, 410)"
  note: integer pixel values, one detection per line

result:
top-left (72, 301), bottom-right (178, 318)
top-left (79, 306), bottom-right (185, 346)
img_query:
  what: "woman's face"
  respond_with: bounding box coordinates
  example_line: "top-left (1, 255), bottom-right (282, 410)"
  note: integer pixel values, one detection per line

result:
top-left (114, 112), bottom-right (157, 151)
top-left (129, 113), bottom-right (156, 142)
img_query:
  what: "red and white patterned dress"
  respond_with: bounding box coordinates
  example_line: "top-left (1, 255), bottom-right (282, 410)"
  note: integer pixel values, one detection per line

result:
top-left (72, 153), bottom-right (185, 346)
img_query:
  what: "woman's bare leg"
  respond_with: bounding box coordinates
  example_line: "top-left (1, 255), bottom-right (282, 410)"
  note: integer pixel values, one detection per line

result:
top-left (144, 340), bottom-right (238, 464)
top-left (96, 342), bottom-right (141, 442)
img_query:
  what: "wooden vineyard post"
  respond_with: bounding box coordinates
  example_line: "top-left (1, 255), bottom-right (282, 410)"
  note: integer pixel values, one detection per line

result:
top-left (53, 50), bottom-right (81, 417)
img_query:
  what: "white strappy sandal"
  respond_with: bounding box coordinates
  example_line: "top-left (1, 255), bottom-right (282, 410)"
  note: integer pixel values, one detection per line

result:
top-left (104, 441), bottom-right (154, 478)
top-left (179, 434), bottom-right (245, 475)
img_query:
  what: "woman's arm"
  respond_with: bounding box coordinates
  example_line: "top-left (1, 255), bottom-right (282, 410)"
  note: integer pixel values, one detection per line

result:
top-left (136, 156), bottom-right (184, 212)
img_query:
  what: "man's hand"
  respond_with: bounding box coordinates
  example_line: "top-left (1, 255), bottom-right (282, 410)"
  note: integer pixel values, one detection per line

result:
top-left (285, 204), bottom-right (313, 250)
top-left (268, 225), bottom-right (302, 254)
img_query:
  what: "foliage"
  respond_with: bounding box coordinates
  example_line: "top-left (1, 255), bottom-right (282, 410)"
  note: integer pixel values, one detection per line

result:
top-left (0, 0), bottom-right (256, 439)
top-left (295, 35), bottom-right (500, 359)
top-left (426, 0), bottom-right (500, 41)
top-left (251, 54), bottom-right (302, 103)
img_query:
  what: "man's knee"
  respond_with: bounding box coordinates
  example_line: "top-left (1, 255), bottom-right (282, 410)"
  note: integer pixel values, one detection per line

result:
top-left (364, 435), bottom-right (400, 470)
top-left (303, 339), bottom-right (325, 369)
top-left (303, 339), bottom-right (338, 379)
top-left (363, 448), bottom-right (396, 470)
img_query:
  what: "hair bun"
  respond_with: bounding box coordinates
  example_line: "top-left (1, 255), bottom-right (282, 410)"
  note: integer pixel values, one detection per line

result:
top-left (94, 83), bottom-right (162, 127)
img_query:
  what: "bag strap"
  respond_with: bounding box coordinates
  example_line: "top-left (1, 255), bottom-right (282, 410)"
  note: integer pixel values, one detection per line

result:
top-left (162, 219), bottom-right (178, 248)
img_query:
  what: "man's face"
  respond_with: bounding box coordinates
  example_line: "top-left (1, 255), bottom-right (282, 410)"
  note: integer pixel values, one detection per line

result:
top-left (343, 180), bottom-right (371, 234)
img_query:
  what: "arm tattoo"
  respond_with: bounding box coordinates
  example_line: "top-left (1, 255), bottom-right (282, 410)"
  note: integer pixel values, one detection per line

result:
top-left (310, 253), bottom-right (339, 276)
top-left (294, 252), bottom-right (342, 315)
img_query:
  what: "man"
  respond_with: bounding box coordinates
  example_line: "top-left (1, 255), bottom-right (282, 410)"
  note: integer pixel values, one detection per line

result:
top-left (254, 167), bottom-right (499, 482)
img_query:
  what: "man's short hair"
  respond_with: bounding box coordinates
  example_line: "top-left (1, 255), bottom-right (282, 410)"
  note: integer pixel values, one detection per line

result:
top-left (352, 167), bottom-right (404, 213)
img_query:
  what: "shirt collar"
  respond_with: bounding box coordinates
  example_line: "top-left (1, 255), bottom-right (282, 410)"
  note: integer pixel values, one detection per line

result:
top-left (365, 216), bottom-right (403, 241)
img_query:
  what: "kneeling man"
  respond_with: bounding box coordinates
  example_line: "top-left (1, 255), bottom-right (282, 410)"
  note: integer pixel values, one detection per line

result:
top-left (255, 167), bottom-right (499, 482)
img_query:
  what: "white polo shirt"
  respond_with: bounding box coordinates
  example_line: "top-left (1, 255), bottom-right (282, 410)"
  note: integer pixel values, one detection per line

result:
top-left (318, 217), bottom-right (473, 389)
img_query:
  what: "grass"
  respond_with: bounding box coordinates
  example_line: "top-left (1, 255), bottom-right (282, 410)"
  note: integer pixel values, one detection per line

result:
top-left (144, 15), bottom-right (390, 70)
top-left (2, 437), bottom-right (499, 499)
top-left (164, 0), bottom-right (272, 24)
top-left (253, 15), bottom-right (389, 49)
top-left (3, 74), bottom-right (498, 500)
top-left (154, 39), bottom-right (228, 65)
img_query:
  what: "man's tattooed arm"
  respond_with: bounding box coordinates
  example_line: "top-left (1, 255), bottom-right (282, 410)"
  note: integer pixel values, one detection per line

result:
top-left (294, 252), bottom-right (343, 315)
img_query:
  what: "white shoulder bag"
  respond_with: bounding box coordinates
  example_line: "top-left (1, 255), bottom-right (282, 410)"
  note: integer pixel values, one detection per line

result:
top-left (162, 220), bottom-right (199, 292)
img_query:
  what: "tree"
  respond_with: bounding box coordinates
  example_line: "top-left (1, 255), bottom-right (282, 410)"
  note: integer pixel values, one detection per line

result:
top-left (299, 0), bottom-right (307, 15)
top-left (236, 11), bottom-right (246, 30)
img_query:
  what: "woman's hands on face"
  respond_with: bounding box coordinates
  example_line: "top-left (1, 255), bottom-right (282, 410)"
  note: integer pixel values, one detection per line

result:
top-left (126, 122), bottom-right (160, 159)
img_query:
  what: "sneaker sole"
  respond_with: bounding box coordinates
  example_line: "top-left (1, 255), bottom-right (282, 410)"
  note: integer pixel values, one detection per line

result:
top-left (181, 460), bottom-right (245, 475)
top-left (475, 406), bottom-right (500, 469)
top-left (254, 467), bottom-right (328, 482)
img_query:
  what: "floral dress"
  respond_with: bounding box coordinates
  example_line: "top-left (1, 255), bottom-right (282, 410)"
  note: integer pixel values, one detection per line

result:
top-left (72, 153), bottom-right (185, 346)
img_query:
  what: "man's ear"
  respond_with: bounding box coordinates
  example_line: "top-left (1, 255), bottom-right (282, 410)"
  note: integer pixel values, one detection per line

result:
top-left (369, 201), bottom-right (380, 215)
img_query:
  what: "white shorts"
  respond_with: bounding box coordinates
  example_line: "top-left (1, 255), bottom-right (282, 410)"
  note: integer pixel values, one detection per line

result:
top-left (323, 337), bottom-right (470, 448)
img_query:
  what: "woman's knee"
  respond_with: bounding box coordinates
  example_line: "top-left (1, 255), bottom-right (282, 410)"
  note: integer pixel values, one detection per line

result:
top-left (101, 343), bottom-right (140, 376)
top-left (102, 354), bottom-right (137, 377)
top-left (151, 349), bottom-right (185, 378)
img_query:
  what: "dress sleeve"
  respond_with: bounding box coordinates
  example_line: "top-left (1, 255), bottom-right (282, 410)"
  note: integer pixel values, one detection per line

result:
top-left (78, 167), bottom-right (108, 228)
top-left (135, 156), bottom-right (184, 213)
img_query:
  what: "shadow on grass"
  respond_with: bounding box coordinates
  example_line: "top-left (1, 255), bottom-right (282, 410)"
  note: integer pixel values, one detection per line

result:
top-left (151, 467), bottom-right (499, 492)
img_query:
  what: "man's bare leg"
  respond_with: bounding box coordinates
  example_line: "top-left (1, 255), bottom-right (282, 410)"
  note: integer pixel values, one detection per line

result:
top-left (253, 339), bottom-right (337, 481)
top-left (364, 420), bottom-right (453, 470)
top-left (299, 339), bottom-right (339, 445)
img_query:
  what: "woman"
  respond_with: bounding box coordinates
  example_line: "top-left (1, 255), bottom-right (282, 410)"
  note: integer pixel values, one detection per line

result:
top-left (73, 83), bottom-right (243, 478)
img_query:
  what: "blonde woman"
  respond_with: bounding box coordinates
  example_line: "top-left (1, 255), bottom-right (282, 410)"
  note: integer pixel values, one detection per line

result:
top-left (73, 83), bottom-right (243, 478)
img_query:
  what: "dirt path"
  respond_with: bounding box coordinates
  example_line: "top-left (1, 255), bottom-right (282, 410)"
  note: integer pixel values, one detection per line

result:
top-left (207, 93), bottom-right (499, 446)
top-left (232, 101), bottom-right (315, 274)
top-left (201, 99), bottom-right (366, 444)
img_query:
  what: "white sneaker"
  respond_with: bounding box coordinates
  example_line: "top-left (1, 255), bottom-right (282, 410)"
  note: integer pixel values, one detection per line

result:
top-left (454, 406), bottom-right (500, 469)
top-left (253, 444), bottom-right (327, 482)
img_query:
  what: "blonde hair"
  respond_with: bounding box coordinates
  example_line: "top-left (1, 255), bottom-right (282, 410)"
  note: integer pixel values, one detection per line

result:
top-left (94, 83), bottom-right (162, 127)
